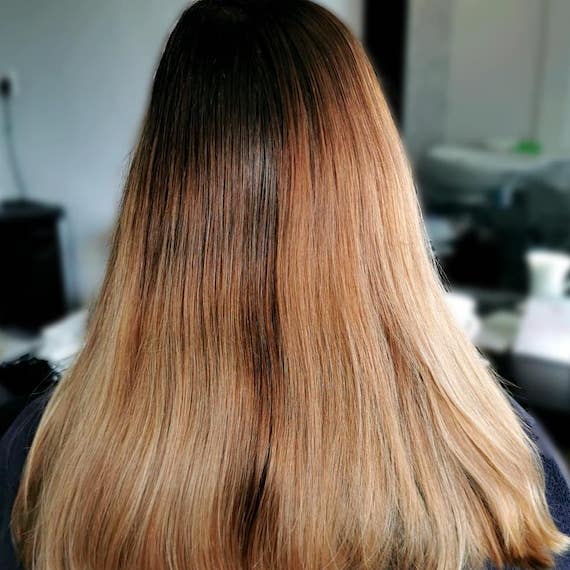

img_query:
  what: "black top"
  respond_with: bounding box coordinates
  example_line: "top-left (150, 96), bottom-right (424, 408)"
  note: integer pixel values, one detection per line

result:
top-left (1, 389), bottom-right (570, 569)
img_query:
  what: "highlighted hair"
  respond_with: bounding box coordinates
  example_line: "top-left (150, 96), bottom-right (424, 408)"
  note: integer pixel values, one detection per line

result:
top-left (13, 1), bottom-right (570, 568)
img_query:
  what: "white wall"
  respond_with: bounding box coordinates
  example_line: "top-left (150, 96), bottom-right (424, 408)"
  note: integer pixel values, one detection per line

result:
top-left (0, 0), bottom-right (363, 305)
top-left (404, 0), bottom-right (570, 161)
top-left (317, 0), bottom-right (364, 39)
top-left (445, 0), bottom-right (542, 144)
top-left (403, 0), bottom-right (455, 162)
top-left (536, 0), bottom-right (570, 152)
top-left (0, 0), bottom-right (190, 304)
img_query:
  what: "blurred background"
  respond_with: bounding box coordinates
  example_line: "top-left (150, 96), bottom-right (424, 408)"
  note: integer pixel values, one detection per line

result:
top-left (0, 1), bottom-right (569, 465)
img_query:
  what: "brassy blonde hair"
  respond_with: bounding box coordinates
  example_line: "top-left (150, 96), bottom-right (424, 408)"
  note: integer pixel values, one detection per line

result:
top-left (12, 0), bottom-right (570, 568)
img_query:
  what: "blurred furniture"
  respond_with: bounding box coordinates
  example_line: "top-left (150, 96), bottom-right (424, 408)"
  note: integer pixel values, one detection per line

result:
top-left (419, 145), bottom-right (563, 204)
top-left (421, 146), bottom-right (570, 293)
top-left (0, 199), bottom-right (67, 332)
top-left (456, 287), bottom-right (570, 417)
top-left (421, 145), bottom-right (570, 419)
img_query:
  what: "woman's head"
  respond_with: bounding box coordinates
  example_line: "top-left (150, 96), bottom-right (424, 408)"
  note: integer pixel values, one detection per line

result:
top-left (13, 1), bottom-right (570, 568)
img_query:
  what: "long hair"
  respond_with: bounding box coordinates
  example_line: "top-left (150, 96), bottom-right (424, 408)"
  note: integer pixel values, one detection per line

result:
top-left (12, 1), bottom-right (570, 568)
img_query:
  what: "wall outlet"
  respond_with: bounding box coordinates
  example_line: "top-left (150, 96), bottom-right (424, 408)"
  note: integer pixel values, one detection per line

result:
top-left (0, 70), bottom-right (19, 98)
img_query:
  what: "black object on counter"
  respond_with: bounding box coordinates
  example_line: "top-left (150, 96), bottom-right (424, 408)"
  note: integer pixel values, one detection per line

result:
top-left (0, 199), bottom-right (67, 331)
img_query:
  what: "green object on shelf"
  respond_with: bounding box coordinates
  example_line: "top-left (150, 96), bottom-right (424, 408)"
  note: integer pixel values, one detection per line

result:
top-left (513, 139), bottom-right (542, 155)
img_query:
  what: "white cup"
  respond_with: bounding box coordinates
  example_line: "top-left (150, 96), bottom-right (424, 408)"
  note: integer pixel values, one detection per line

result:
top-left (526, 250), bottom-right (570, 299)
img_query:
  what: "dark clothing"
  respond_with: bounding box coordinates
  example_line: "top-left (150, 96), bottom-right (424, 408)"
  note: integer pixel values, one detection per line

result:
top-left (0, 388), bottom-right (53, 570)
top-left (1, 390), bottom-right (570, 569)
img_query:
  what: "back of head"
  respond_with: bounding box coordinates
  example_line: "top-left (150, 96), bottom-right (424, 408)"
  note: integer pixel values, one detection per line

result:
top-left (12, 1), bottom-right (570, 568)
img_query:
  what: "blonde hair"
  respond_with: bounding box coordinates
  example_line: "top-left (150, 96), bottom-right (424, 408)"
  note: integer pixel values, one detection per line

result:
top-left (13, 1), bottom-right (570, 568)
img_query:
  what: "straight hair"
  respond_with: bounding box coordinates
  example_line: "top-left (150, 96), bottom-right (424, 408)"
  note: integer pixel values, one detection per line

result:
top-left (12, 1), bottom-right (570, 568)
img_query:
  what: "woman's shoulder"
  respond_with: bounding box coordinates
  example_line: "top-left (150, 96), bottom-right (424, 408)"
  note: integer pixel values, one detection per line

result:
top-left (480, 396), bottom-right (570, 569)
top-left (508, 395), bottom-right (570, 568)
top-left (0, 388), bottom-right (53, 475)
top-left (0, 387), bottom-right (54, 570)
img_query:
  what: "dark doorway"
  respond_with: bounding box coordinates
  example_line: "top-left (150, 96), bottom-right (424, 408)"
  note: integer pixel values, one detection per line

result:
top-left (364, 1), bottom-right (409, 124)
